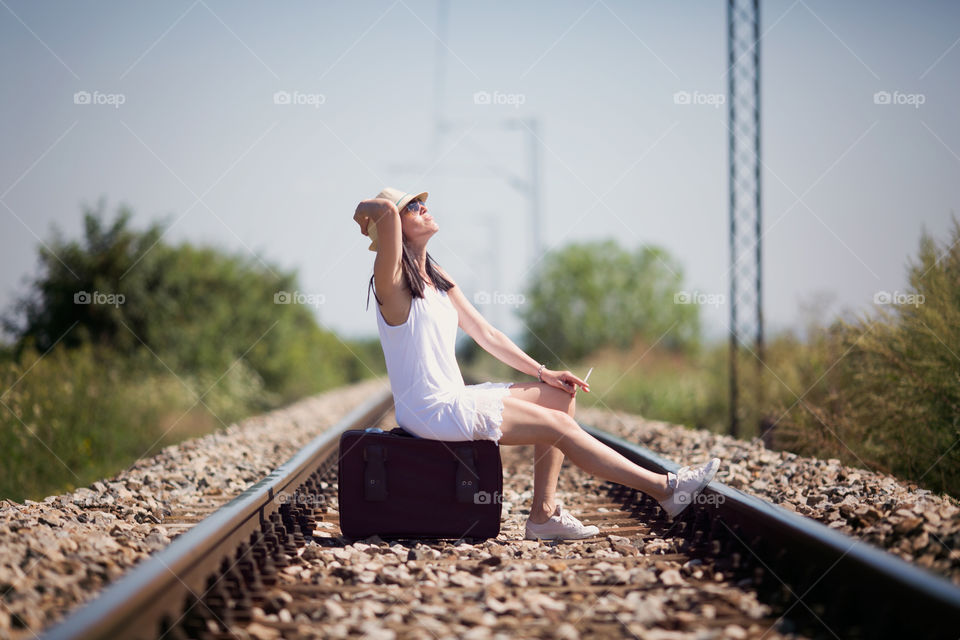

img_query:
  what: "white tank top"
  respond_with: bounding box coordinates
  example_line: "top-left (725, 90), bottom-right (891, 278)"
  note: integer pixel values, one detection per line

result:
top-left (375, 284), bottom-right (466, 427)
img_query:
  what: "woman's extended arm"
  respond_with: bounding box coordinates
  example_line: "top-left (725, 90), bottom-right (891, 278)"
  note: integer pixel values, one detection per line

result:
top-left (479, 324), bottom-right (542, 379)
top-left (441, 281), bottom-right (590, 396)
top-left (478, 324), bottom-right (590, 395)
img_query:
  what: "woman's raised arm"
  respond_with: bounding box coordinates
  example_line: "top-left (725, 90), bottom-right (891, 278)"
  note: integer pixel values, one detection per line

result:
top-left (354, 198), bottom-right (403, 294)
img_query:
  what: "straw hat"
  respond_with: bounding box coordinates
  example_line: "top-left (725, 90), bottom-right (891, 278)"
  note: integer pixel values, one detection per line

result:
top-left (356, 187), bottom-right (429, 252)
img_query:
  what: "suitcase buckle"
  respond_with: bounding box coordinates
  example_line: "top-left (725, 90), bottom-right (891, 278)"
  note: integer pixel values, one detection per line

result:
top-left (454, 446), bottom-right (479, 504)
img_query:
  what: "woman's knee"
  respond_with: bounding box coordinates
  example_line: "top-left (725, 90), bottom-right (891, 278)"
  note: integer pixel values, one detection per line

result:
top-left (539, 383), bottom-right (577, 417)
top-left (532, 411), bottom-right (581, 447)
top-left (554, 412), bottom-right (583, 442)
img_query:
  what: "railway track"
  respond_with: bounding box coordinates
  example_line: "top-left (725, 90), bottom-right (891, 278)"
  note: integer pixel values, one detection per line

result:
top-left (42, 389), bottom-right (960, 639)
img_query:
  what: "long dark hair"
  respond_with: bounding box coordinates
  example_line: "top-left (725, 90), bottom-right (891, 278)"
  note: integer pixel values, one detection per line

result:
top-left (366, 241), bottom-right (454, 310)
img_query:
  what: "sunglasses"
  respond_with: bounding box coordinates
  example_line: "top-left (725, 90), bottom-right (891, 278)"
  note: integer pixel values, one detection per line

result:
top-left (404, 199), bottom-right (427, 214)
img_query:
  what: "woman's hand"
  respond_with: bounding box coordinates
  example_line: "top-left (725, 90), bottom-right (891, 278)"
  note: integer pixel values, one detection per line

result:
top-left (541, 368), bottom-right (590, 397)
top-left (354, 198), bottom-right (396, 235)
top-left (353, 201), bottom-right (378, 235)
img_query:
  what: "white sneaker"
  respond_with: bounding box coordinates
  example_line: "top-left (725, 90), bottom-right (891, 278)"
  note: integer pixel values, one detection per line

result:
top-left (658, 458), bottom-right (721, 518)
top-left (524, 501), bottom-right (600, 540)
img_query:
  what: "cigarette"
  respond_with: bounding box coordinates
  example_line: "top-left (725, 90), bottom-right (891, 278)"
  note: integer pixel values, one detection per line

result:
top-left (584, 367), bottom-right (594, 383)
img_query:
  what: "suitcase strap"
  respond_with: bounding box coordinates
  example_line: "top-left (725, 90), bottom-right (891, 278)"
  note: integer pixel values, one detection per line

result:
top-left (363, 444), bottom-right (388, 501)
top-left (454, 446), bottom-right (480, 504)
top-left (360, 443), bottom-right (482, 504)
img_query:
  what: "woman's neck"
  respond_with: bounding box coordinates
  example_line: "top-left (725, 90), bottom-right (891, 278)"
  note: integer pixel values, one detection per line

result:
top-left (401, 234), bottom-right (433, 286)
top-left (408, 244), bottom-right (429, 281)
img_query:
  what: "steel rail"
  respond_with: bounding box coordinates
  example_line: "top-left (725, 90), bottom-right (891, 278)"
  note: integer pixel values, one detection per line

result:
top-left (42, 389), bottom-right (394, 640)
top-left (40, 384), bottom-right (960, 639)
top-left (581, 421), bottom-right (960, 638)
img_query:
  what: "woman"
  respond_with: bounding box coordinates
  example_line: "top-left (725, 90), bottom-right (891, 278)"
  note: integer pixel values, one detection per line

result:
top-left (353, 187), bottom-right (720, 541)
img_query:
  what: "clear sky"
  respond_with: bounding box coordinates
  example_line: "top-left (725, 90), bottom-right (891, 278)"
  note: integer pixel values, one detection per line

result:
top-left (2, 0), bottom-right (958, 345)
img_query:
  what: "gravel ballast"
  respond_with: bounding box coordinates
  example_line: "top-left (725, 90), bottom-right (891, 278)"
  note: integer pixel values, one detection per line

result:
top-left (0, 378), bottom-right (387, 638)
top-left (1, 379), bottom-right (957, 638)
top-left (577, 406), bottom-right (960, 586)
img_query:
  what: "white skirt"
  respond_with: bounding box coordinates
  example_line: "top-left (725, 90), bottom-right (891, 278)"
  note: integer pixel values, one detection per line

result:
top-left (396, 381), bottom-right (515, 443)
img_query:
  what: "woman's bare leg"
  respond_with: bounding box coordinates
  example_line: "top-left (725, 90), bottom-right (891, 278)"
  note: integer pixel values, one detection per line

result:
top-left (497, 395), bottom-right (672, 502)
top-left (503, 382), bottom-right (574, 523)
top-left (531, 444), bottom-right (564, 523)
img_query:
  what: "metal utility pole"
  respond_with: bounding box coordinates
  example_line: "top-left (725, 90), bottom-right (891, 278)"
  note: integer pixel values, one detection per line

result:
top-left (727, 0), bottom-right (763, 437)
top-left (526, 118), bottom-right (543, 263)
top-left (434, 0), bottom-right (544, 270)
top-left (432, 0), bottom-right (449, 158)
top-left (390, 1), bottom-right (543, 346)
top-left (502, 117), bottom-right (543, 267)
top-left (481, 215), bottom-right (503, 329)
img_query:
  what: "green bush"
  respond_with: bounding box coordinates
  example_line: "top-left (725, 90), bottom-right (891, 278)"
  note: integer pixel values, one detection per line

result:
top-left (572, 339), bottom-right (724, 430)
top-left (775, 217), bottom-right (960, 496)
top-left (467, 221), bottom-right (960, 498)
top-left (0, 340), bottom-right (263, 501)
top-left (3, 200), bottom-right (364, 402)
top-left (0, 201), bottom-right (384, 501)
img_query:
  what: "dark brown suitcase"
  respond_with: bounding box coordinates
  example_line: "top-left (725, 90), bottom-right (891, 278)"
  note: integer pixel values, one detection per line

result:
top-left (337, 427), bottom-right (503, 540)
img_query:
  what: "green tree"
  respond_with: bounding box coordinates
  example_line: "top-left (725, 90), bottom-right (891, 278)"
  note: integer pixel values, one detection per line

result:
top-left (3, 201), bottom-right (164, 354)
top-left (0, 200), bottom-right (385, 500)
top-left (519, 239), bottom-right (700, 365)
top-left (3, 199), bottom-right (367, 402)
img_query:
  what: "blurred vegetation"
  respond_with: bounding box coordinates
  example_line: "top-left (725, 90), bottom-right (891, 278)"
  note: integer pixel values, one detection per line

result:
top-left (7, 202), bottom-right (958, 500)
top-left (464, 222), bottom-right (960, 497)
top-left (773, 218), bottom-right (960, 496)
top-left (462, 238), bottom-right (716, 429)
top-left (518, 240), bottom-right (699, 364)
top-left (0, 200), bottom-right (384, 501)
